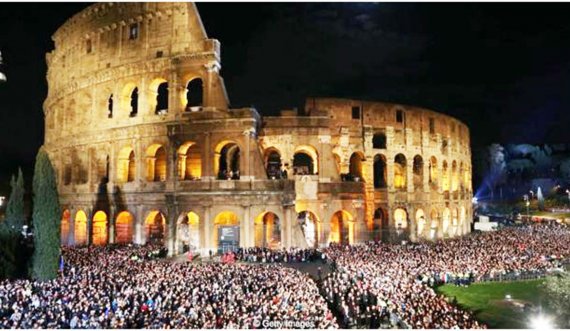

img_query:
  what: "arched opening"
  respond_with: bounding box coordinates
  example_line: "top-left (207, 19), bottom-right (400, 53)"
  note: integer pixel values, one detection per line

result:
top-left (413, 155), bottom-right (424, 190)
top-left (177, 211), bottom-right (200, 253)
top-left (146, 144), bottom-right (167, 182)
top-left (348, 152), bottom-right (365, 182)
top-left (372, 133), bottom-right (386, 149)
top-left (394, 154), bottom-right (407, 190)
top-left (178, 142), bottom-right (202, 180)
top-left (330, 210), bottom-right (354, 244)
top-left (115, 211), bottom-right (134, 244)
top-left (92, 211), bottom-right (108, 246)
top-left (144, 211), bottom-right (166, 244)
top-left (129, 87), bottom-right (138, 117)
top-left (214, 211), bottom-right (239, 253)
top-left (459, 162), bottom-right (465, 192)
top-left (61, 209), bottom-right (71, 245)
top-left (215, 142), bottom-right (240, 180)
top-left (429, 156), bottom-right (438, 190)
top-left (416, 209), bottom-right (426, 238)
top-left (430, 209), bottom-right (439, 240)
top-left (74, 210), bottom-right (88, 246)
top-left (373, 208), bottom-right (388, 242)
top-left (117, 147), bottom-right (135, 183)
top-left (394, 208), bottom-right (408, 231)
top-left (293, 145), bottom-right (318, 175)
top-left (108, 94), bottom-right (113, 118)
top-left (374, 154), bottom-right (387, 189)
top-left (451, 161), bottom-right (458, 192)
top-left (442, 161), bottom-right (450, 192)
top-left (254, 212), bottom-right (281, 248)
top-left (185, 78), bottom-right (204, 111)
top-left (442, 208), bottom-right (451, 236)
top-left (264, 148), bottom-right (282, 179)
top-left (155, 82), bottom-right (169, 114)
top-left (297, 211), bottom-right (320, 248)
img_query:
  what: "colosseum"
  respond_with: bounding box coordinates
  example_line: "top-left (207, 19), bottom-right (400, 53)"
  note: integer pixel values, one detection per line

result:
top-left (44, 2), bottom-right (473, 256)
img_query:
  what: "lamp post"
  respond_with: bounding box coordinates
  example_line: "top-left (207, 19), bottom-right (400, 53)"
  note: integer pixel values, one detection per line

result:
top-left (524, 194), bottom-right (530, 221)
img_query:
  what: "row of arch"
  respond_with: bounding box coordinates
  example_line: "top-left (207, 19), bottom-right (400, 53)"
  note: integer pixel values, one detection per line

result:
top-left (107, 78), bottom-right (203, 118)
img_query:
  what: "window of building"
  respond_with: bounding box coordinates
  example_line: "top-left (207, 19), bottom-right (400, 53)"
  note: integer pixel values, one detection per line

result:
top-left (429, 118), bottom-right (435, 134)
top-left (129, 23), bottom-right (139, 40)
top-left (86, 39), bottom-right (92, 54)
top-left (108, 94), bottom-right (113, 118)
top-left (372, 133), bottom-right (387, 149)
top-left (129, 88), bottom-right (138, 117)
top-left (396, 110), bottom-right (404, 123)
top-left (352, 106), bottom-right (361, 120)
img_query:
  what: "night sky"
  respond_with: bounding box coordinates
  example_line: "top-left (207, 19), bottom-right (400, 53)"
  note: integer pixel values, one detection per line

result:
top-left (1, 2), bottom-right (570, 194)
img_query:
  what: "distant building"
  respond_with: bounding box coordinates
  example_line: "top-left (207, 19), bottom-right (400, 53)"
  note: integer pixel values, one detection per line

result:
top-left (43, 3), bottom-right (473, 255)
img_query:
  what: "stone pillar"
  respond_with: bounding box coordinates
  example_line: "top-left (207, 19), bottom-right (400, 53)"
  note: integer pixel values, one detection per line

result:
top-left (86, 209), bottom-right (93, 246)
top-left (135, 205), bottom-right (144, 244)
top-left (166, 205), bottom-right (177, 257)
top-left (203, 205), bottom-right (212, 254)
top-left (285, 207), bottom-right (293, 249)
top-left (109, 206), bottom-right (116, 244)
top-left (406, 158), bottom-right (414, 193)
top-left (321, 207), bottom-right (331, 246)
top-left (203, 132), bottom-right (212, 180)
top-left (69, 208), bottom-right (76, 246)
top-left (409, 207), bottom-right (417, 242)
top-left (242, 205), bottom-right (251, 247)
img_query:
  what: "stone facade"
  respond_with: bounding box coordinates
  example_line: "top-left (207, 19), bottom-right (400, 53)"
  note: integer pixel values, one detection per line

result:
top-left (44, 2), bottom-right (473, 255)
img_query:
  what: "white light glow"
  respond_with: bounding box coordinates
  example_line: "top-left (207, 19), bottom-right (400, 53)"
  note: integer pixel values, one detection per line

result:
top-left (530, 314), bottom-right (554, 330)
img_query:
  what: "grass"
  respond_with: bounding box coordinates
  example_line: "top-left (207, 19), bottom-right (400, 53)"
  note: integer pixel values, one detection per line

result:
top-left (437, 279), bottom-right (548, 329)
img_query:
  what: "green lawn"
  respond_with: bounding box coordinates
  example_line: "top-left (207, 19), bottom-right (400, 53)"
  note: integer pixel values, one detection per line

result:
top-left (437, 279), bottom-right (548, 329)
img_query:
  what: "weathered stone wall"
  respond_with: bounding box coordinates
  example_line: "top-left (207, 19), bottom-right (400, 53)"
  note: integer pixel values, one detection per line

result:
top-left (47, 3), bottom-right (473, 255)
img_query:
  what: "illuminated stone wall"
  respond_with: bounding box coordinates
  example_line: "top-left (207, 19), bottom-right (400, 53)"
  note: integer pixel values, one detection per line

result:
top-left (44, 3), bottom-right (473, 254)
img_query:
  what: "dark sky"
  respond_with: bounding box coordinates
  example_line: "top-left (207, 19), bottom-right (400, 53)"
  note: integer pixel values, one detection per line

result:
top-left (1, 2), bottom-right (570, 193)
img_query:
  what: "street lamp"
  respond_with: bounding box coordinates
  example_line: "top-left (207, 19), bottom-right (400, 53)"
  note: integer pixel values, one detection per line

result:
top-left (524, 194), bottom-right (530, 221)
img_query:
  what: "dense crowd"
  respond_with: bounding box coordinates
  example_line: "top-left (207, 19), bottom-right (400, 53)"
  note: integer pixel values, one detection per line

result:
top-left (322, 222), bottom-right (569, 329)
top-left (0, 245), bottom-right (337, 329)
top-left (1, 222), bottom-right (568, 329)
top-left (235, 247), bottom-right (325, 263)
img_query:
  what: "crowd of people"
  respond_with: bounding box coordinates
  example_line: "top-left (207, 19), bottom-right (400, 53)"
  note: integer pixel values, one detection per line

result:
top-left (322, 222), bottom-right (569, 329)
top-left (235, 247), bottom-right (325, 263)
top-left (0, 245), bottom-right (337, 329)
top-left (1, 222), bottom-right (568, 329)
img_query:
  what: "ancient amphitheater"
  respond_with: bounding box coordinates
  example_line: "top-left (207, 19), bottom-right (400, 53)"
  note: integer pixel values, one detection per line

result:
top-left (44, 2), bottom-right (473, 255)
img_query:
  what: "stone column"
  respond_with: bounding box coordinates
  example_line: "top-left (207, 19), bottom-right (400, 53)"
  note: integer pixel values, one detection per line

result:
top-left (166, 204), bottom-right (177, 257)
top-left (285, 206), bottom-right (293, 249)
top-left (86, 209), bottom-right (93, 246)
top-left (203, 205), bottom-right (212, 254)
top-left (109, 206), bottom-right (116, 244)
top-left (135, 205), bottom-right (144, 244)
top-left (242, 205), bottom-right (251, 247)
top-left (409, 207), bottom-right (417, 242)
top-left (69, 208), bottom-right (77, 246)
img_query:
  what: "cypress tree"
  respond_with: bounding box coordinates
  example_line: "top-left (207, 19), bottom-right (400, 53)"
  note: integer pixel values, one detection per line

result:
top-left (5, 168), bottom-right (26, 230)
top-left (0, 170), bottom-right (25, 279)
top-left (31, 148), bottom-right (61, 281)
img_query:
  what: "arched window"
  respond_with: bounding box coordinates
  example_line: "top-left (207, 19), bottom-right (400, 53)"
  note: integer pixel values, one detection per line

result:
top-left (178, 142), bottom-right (202, 180)
top-left (348, 152), bottom-right (364, 182)
top-left (394, 154), bottom-right (407, 190)
top-left (373, 208), bottom-right (388, 242)
top-left (108, 94), bottom-right (113, 118)
top-left (265, 149), bottom-right (282, 179)
top-left (146, 144), bottom-right (167, 182)
top-left (129, 87), bottom-right (138, 117)
top-left (330, 210), bottom-right (354, 244)
top-left (451, 160), bottom-right (458, 192)
top-left (372, 133), bottom-right (386, 149)
top-left (254, 212), bottom-right (281, 248)
top-left (216, 142), bottom-right (240, 180)
top-left (416, 209), bottom-right (426, 238)
top-left (413, 155), bottom-right (423, 190)
top-left (442, 161), bottom-right (450, 192)
top-left (92, 211), bottom-right (108, 246)
top-left (117, 147), bottom-right (136, 183)
top-left (177, 211), bottom-right (200, 252)
top-left (429, 156), bottom-right (438, 190)
top-left (74, 210), bottom-right (88, 245)
top-left (115, 211), bottom-right (134, 244)
top-left (186, 78), bottom-right (203, 111)
top-left (145, 211), bottom-right (166, 244)
top-left (293, 153), bottom-right (314, 175)
top-left (394, 208), bottom-right (408, 229)
top-left (155, 82), bottom-right (168, 114)
top-left (373, 154), bottom-right (387, 189)
top-left (297, 211), bottom-right (320, 248)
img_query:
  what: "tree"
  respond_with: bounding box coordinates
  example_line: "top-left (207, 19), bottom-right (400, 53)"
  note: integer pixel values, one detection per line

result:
top-left (31, 148), bottom-right (61, 281)
top-left (541, 273), bottom-right (570, 328)
top-left (0, 169), bottom-right (26, 279)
